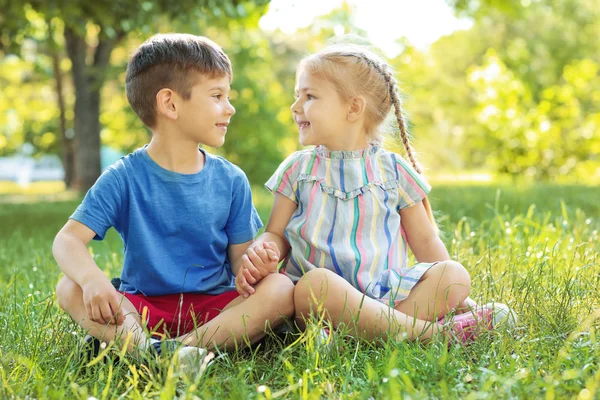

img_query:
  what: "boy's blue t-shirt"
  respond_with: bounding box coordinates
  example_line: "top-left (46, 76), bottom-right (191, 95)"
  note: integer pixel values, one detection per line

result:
top-left (71, 146), bottom-right (262, 296)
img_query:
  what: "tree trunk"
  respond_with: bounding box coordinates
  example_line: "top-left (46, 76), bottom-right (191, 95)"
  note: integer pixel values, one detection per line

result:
top-left (49, 37), bottom-right (75, 188)
top-left (64, 25), bottom-right (120, 192)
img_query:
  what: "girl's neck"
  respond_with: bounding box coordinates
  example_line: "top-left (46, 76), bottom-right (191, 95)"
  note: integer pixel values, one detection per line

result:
top-left (321, 127), bottom-right (369, 151)
top-left (146, 134), bottom-right (205, 174)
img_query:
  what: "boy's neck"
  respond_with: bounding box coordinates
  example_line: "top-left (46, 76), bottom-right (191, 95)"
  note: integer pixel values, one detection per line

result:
top-left (146, 134), bottom-right (205, 174)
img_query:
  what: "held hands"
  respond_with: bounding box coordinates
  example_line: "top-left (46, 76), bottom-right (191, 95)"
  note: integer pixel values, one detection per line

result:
top-left (235, 242), bottom-right (280, 298)
top-left (82, 277), bottom-right (125, 325)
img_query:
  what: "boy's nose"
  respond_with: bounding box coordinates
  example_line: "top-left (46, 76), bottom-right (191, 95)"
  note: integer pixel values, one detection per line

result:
top-left (226, 102), bottom-right (236, 116)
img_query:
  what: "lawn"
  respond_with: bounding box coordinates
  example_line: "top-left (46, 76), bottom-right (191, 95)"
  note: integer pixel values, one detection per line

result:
top-left (0, 183), bottom-right (598, 399)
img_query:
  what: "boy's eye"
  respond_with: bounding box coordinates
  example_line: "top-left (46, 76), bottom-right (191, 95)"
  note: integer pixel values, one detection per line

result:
top-left (307, 94), bottom-right (315, 100)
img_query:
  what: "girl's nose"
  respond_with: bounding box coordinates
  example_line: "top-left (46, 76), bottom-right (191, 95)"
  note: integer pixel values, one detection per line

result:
top-left (290, 98), bottom-right (300, 114)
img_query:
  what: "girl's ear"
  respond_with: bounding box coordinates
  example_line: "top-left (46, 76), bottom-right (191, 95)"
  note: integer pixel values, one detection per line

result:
top-left (156, 88), bottom-right (178, 121)
top-left (347, 96), bottom-right (366, 122)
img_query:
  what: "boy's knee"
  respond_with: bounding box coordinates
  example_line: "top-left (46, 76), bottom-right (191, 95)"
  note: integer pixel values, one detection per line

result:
top-left (56, 276), bottom-right (81, 311)
top-left (258, 273), bottom-right (295, 316)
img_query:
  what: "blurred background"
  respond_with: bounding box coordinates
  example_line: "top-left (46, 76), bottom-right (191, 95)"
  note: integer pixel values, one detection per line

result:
top-left (0, 0), bottom-right (598, 196)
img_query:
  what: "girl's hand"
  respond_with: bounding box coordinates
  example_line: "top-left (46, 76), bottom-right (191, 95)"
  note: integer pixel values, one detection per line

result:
top-left (242, 242), bottom-right (280, 282)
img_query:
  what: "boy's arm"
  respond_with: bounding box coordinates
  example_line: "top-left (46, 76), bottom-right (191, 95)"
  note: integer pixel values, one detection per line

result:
top-left (228, 240), bottom-right (253, 277)
top-left (400, 201), bottom-right (450, 262)
top-left (53, 219), bottom-right (125, 325)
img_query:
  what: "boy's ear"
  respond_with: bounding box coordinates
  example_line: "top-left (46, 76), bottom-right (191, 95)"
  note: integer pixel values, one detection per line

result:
top-left (156, 88), bottom-right (178, 120)
top-left (347, 96), bottom-right (366, 122)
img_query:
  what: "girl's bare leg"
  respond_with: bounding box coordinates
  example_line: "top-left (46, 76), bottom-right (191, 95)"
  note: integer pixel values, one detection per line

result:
top-left (294, 261), bottom-right (470, 341)
top-left (394, 260), bottom-right (471, 320)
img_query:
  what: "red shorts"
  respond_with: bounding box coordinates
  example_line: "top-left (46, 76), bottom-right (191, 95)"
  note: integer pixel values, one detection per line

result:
top-left (120, 290), bottom-right (239, 338)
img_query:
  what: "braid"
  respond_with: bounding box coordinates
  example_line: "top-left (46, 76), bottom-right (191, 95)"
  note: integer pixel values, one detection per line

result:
top-left (354, 52), bottom-right (437, 230)
top-left (354, 53), bottom-right (422, 173)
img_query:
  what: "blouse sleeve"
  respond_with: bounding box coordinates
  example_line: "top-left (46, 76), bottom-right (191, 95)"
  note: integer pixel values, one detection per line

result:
top-left (394, 154), bottom-right (432, 209)
top-left (265, 151), bottom-right (304, 203)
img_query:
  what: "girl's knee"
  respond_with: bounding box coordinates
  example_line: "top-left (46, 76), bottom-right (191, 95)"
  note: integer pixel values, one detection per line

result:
top-left (296, 268), bottom-right (335, 292)
top-left (55, 276), bottom-right (81, 311)
top-left (435, 260), bottom-right (471, 298)
top-left (294, 268), bottom-right (339, 313)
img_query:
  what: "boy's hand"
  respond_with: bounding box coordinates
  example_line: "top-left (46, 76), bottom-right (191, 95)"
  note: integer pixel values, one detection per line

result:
top-left (241, 242), bottom-right (280, 282)
top-left (82, 278), bottom-right (125, 325)
top-left (235, 242), bottom-right (280, 298)
top-left (235, 267), bottom-right (256, 298)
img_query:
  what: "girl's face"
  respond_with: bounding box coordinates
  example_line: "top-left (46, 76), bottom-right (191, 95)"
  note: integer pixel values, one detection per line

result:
top-left (291, 69), bottom-right (350, 148)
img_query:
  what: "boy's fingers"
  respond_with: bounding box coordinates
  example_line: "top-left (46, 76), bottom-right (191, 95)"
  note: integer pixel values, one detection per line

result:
top-left (239, 272), bottom-right (255, 296)
top-left (243, 268), bottom-right (257, 284)
top-left (242, 255), bottom-right (261, 279)
top-left (235, 278), bottom-right (247, 297)
top-left (86, 303), bottom-right (94, 321)
top-left (91, 305), bottom-right (101, 324)
top-left (100, 303), bottom-right (113, 325)
top-left (110, 298), bottom-right (124, 324)
top-left (253, 247), bottom-right (270, 264)
top-left (247, 248), bottom-right (267, 266)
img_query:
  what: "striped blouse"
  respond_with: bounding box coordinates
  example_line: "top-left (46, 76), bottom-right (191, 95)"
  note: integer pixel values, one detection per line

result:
top-left (265, 145), bottom-right (432, 303)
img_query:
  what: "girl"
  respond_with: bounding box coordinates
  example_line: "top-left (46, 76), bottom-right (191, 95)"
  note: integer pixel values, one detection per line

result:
top-left (237, 45), bottom-right (516, 343)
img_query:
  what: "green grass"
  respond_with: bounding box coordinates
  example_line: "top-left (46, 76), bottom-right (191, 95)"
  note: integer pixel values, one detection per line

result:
top-left (0, 183), bottom-right (598, 399)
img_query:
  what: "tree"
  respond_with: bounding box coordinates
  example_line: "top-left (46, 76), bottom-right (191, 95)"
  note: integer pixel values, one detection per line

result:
top-left (0, 0), bottom-right (270, 191)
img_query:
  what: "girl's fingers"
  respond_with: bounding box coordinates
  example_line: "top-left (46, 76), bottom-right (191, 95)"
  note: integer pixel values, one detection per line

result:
top-left (265, 249), bottom-right (279, 261)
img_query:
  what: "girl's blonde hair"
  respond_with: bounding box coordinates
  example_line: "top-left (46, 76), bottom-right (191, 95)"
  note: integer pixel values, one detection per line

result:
top-left (298, 45), bottom-right (437, 229)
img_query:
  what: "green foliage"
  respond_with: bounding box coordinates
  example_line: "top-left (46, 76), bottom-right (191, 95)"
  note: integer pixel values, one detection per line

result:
top-left (1, 0), bottom-right (599, 186)
top-left (390, 0), bottom-right (600, 182)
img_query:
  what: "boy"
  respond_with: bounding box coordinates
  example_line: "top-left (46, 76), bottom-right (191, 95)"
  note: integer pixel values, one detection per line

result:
top-left (53, 34), bottom-right (294, 364)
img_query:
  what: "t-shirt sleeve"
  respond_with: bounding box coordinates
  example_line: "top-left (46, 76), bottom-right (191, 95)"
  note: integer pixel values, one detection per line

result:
top-left (265, 152), bottom-right (303, 203)
top-left (225, 172), bottom-right (263, 244)
top-left (70, 169), bottom-right (123, 240)
top-left (394, 155), bottom-right (432, 209)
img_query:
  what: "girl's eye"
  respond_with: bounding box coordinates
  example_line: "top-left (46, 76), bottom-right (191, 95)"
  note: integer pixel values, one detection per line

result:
top-left (307, 94), bottom-right (315, 100)
top-left (214, 94), bottom-right (222, 99)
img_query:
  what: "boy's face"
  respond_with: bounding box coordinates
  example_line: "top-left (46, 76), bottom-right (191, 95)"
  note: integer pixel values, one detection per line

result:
top-left (176, 73), bottom-right (235, 147)
top-left (291, 69), bottom-right (349, 148)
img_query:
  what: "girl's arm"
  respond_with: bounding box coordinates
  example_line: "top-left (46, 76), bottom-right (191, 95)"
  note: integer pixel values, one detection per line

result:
top-left (400, 200), bottom-right (450, 262)
top-left (255, 193), bottom-right (297, 259)
top-left (236, 193), bottom-right (297, 297)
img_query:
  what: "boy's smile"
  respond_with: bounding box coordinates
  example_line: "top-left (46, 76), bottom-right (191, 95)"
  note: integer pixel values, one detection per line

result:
top-left (177, 74), bottom-right (235, 147)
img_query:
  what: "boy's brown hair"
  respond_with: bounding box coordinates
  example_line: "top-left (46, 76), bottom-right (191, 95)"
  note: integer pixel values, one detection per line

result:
top-left (126, 33), bottom-right (232, 128)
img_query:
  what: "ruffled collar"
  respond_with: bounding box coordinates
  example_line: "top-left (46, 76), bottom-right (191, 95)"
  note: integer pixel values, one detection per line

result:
top-left (316, 145), bottom-right (380, 159)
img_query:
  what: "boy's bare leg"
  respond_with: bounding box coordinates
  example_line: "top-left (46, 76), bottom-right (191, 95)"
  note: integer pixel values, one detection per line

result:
top-left (294, 264), bottom-right (469, 341)
top-left (178, 273), bottom-right (295, 349)
top-left (56, 276), bottom-right (146, 351)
